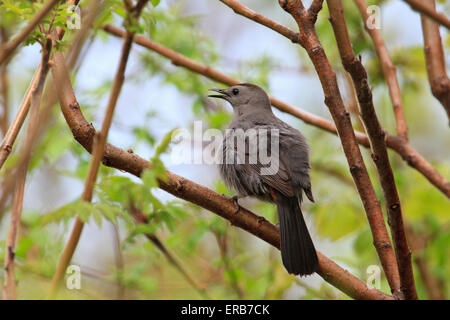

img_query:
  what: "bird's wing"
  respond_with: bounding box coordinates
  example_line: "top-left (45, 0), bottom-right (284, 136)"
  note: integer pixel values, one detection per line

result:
top-left (247, 155), bottom-right (295, 198)
top-left (239, 124), bottom-right (295, 198)
top-left (277, 123), bottom-right (314, 202)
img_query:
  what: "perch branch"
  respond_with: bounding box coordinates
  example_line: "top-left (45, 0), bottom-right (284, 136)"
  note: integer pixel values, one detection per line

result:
top-left (218, 0), bottom-right (299, 43)
top-left (101, 25), bottom-right (450, 198)
top-left (50, 48), bottom-right (392, 300)
top-left (0, 27), bottom-right (9, 136)
top-left (0, 0), bottom-right (87, 172)
top-left (0, 0), bottom-right (101, 223)
top-left (406, 225), bottom-right (445, 300)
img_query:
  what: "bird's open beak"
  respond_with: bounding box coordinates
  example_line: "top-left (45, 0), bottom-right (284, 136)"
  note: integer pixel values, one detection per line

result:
top-left (208, 88), bottom-right (230, 100)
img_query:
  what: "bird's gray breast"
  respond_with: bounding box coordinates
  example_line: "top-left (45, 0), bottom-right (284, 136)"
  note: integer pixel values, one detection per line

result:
top-left (218, 121), bottom-right (273, 199)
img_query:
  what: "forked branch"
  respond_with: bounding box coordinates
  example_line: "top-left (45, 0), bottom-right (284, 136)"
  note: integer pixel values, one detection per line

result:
top-left (419, 0), bottom-right (450, 126)
top-left (327, 0), bottom-right (417, 300)
top-left (403, 0), bottom-right (450, 30)
top-left (50, 48), bottom-right (392, 300)
top-left (277, 0), bottom-right (401, 297)
top-left (103, 24), bottom-right (450, 198)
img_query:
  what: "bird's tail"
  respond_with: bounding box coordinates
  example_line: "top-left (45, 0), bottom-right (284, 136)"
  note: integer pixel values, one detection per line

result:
top-left (275, 191), bottom-right (318, 276)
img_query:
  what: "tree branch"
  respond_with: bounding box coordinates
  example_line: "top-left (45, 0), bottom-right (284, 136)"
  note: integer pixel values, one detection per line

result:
top-left (354, 0), bottom-right (408, 139)
top-left (406, 224), bottom-right (445, 300)
top-left (110, 222), bottom-right (125, 299)
top-left (0, 0), bottom-right (61, 65)
top-left (419, 0), bottom-right (450, 126)
top-left (278, 0), bottom-right (401, 297)
top-left (327, 0), bottom-right (417, 300)
top-left (308, 0), bottom-right (324, 23)
top-left (50, 50), bottom-right (392, 300)
top-left (0, 0), bottom-right (101, 223)
top-left (0, 27), bottom-right (9, 137)
top-left (48, 0), bottom-right (149, 298)
top-left (100, 23), bottom-right (450, 198)
top-left (219, 0), bottom-right (300, 43)
top-left (214, 228), bottom-right (244, 299)
top-left (2, 36), bottom-right (52, 300)
top-left (0, 64), bottom-right (41, 170)
top-left (129, 205), bottom-right (210, 299)
top-left (403, 0), bottom-right (450, 30)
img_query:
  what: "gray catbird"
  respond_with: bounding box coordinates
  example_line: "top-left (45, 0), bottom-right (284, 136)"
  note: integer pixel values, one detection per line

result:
top-left (208, 83), bottom-right (318, 276)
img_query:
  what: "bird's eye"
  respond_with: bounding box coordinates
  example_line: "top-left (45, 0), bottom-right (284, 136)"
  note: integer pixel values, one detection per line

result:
top-left (232, 88), bottom-right (239, 95)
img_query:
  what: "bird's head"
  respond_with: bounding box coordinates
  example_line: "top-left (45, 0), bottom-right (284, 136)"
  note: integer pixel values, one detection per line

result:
top-left (208, 83), bottom-right (271, 110)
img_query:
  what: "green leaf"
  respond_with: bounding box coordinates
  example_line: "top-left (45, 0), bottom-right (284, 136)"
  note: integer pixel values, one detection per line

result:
top-left (153, 128), bottom-right (178, 160)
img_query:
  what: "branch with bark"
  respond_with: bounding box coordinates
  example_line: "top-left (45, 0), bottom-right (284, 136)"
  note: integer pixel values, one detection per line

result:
top-left (2, 36), bottom-right (52, 300)
top-left (129, 205), bottom-right (210, 299)
top-left (406, 224), bottom-right (445, 300)
top-left (354, 0), bottom-right (408, 139)
top-left (327, 0), bottom-right (417, 300)
top-left (101, 24), bottom-right (450, 198)
top-left (0, 0), bottom-right (99, 224)
top-left (275, 0), bottom-right (402, 297)
top-left (0, 64), bottom-right (41, 170)
top-left (50, 48), bottom-right (392, 300)
top-left (0, 0), bottom-right (86, 171)
top-left (419, 0), bottom-right (450, 126)
top-left (403, 0), bottom-right (450, 30)
top-left (219, 0), bottom-right (299, 42)
top-left (48, 0), bottom-right (149, 298)
top-left (0, 27), bottom-right (9, 136)
top-left (0, 0), bottom-right (61, 65)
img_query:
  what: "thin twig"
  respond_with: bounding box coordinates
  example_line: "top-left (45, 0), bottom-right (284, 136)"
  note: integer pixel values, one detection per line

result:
top-left (312, 161), bottom-right (355, 187)
top-left (2, 36), bottom-right (52, 300)
top-left (48, 0), bottom-right (148, 298)
top-left (403, 0), bottom-right (450, 30)
top-left (278, 0), bottom-right (402, 297)
top-left (309, 0), bottom-right (325, 23)
top-left (218, 0), bottom-right (402, 296)
top-left (406, 224), bottom-right (445, 300)
top-left (101, 24), bottom-right (450, 198)
top-left (51, 48), bottom-right (393, 300)
top-left (214, 229), bottom-right (244, 299)
top-left (0, 27), bottom-right (9, 136)
top-left (327, 0), bottom-right (417, 300)
top-left (294, 277), bottom-right (336, 299)
top-left (129, 206), bottom-right (210, 299)
top-left (110, 222), bottom-right (125, 299)
top-left (344, 72), bottom-right (366, 134)
top-left (354, 0), bottom-right (408, 139)
top-left (219, 0), bottom-right (299, 42)
top-left (0, 0), bottom-right (95, 217)
top-left (66, 0), bottom-right (106, 69)
top-left (0, 64), bottom-right (41, 170)
top-left (0, 2), bottom-right (101, 219)
top-left (419, 0), bottom-right (450, 126)
top-left (0, 0), bottom-right (61, 65)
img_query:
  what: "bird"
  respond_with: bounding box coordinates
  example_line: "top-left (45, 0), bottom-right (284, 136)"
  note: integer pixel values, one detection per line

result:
top-left (208, 83), bottom-right (318, 276)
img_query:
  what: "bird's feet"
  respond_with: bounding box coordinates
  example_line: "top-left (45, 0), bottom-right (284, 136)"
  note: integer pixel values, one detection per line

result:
top-left (221, 194), bottom-right (241, 214)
